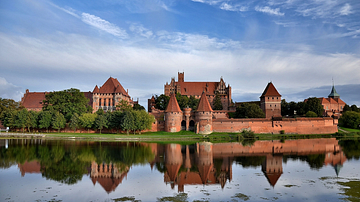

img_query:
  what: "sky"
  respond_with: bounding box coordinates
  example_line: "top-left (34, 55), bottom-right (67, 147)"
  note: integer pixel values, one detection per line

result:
top-left (1, 0), bottom-right (360, 108)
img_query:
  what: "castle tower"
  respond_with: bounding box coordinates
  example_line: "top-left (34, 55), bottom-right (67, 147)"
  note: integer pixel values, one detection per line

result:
top-left (196, 142), bottom-right (213, 184)
top-left (328, 85), bottom-right (340, 99)
top-left (260, 82), bottom-right (282, 119)
top-left (178, 72), bottom-right (184, 82)
top-left (262, 154), bottom-right (283, 187)
top-left (165, 93), bottom-right (183, 132)
top-left (195, 92), bottom-right (213, 134)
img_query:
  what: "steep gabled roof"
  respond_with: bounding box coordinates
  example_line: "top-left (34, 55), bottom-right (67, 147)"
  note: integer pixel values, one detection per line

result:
top-left (98, 77), bottom-right (129, 97)
top-left (261, 82), bottom-right (281, 97)
top-left (165, 93), bottom-right (182, 112)
top-left (92, 85), bottom-right (100, 93)
top-left (197, 92), bottom-right (213, 112)
top-left (21, 92), bottom-right (47, 109)
top-left (263, 172), bottom-right (282, 187)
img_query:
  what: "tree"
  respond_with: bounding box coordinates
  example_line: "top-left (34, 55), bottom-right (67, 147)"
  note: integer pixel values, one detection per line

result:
top-left (212, 93), bottom-right (223, 110)
top-left (343, 104), bottom-right (352, 112)
top-left (296, 102), bottom-right (307, 116)
top-left (69, 113), bottom-right (80, 133)
top-left (116, 99), bottom-right (133, 112)
top-left (188, 96), bottom-right (199, 110)
top-left (305, 97), bottom-right (324, 117)
top-left (305, 111), bottom-right (318, 117)
top-left (122, 111), bottom-right (134, 135)
top-left (26, 110), bottom-right (39, 133)
top-left (155, 94), bottom-right (170, 110)
top-left (133, 103), bottom-right (145, 111)
top-left (38, 111), bottom-right (53, 132)
top-left (52, 112), bottom-right (66, 133)
top-left (79, 113), bottom-right (97, 133)
top-left (133, 110), bottom-right (155, 134)
top-left (109, 111), bottom-right (124, 133)
top-left (235, 103), bottom-right (265, 118)
top-left (95, 114), bottom-right (108, 134)
top-left (0, 109), bottom-right (16, 129)
top-left (339, 111), bottom-right (360, 129)
top-left (0, 98), bottom-right (23, 115)
top-left (15, 109), bottom-right (28, 132)
top-left (351, 105), bottom-right (360, 112)
top-left (42, 88), bottom-right (92, 122)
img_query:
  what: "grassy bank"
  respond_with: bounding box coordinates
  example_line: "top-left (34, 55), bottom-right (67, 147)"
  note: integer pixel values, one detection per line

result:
top-left (1, 128), bottom-right (359, 143)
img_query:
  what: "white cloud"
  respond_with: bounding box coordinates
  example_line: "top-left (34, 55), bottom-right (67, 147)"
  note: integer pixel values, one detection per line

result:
top-left (220, 3), bottom-right (248, 12)
top-left (339, 3), bottom-right (353, 15)
top-left (81, 13), bottom-right (128, 38)
top-left (0, 77), bottom-right (23, 101)
top-left (255, 6), bottom-right (284, 16)
top-left (129, 23), bottom-right (153, 38)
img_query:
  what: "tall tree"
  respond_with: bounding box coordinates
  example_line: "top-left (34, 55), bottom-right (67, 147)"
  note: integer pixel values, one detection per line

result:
top-left (0, 98), bottom-right (23, 114)
top-left (122, 111), bottom-right (134, 135)
top-left (38, 111), bottom-right (53, 132)
top-left (133, 103), bottom-right (145, 111)
top-left (52, 112), bottom-right (66, 133)
top-left (95, 114), bottom-right (108, 134)
top-left (69, 113), bottom-right (80, 133)
top-left (155, 94), bottom-right (170, 110)
top-left (0, 109), bottom-right (16, 128)
top-left (212, 93), bottom-right (223, 110)
top-left (305, 97), bottom-right (324, 117)
top-left (15, 109), bottom-right (28, 132)
top-left (116, 100), bottom-right (133, 112)
top-left (79, 113), bottom-right (97, 133)
top-left (42, 88), bottom-right (92, 122)
top-left (26, 110), bottom-right (39, 133)
top-left (109, 111), bottom-right (124, 133)
top-left (235, 103), bottom-right (265, 118)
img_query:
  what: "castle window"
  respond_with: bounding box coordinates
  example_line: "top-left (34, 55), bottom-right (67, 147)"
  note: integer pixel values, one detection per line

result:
top-left (272, 97), bottom-right (274, 99)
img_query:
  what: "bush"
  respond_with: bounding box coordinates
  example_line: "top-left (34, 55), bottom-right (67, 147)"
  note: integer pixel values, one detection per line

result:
top-left (305, 111), bottom-right (318, 117)
top-left (339, 111), bottom-right (360, 129)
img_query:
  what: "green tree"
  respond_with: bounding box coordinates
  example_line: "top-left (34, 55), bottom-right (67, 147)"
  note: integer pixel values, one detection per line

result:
top-left (116, 99), bottom-right (133, 112)
top-left (351, 105), bottom-right (360, 112)
top-left (79, 113), bottom-right (97, 133)
top-left (69, 113), bottom-right (80, 133)
top-left (296, 102), bottom-right (307, 116)
top-left (109, 111), bottom-right (124, 133)
top-left (15, 109), bottom-right (28, 132)
top-left (38, 111), bottom-right (53, 132)
top-left (212, 93), bottom-right (223, 110)
top-left (133, 103), bottom-right (145, 111)
top-left (176, 93), bottom-right (189, 109)
top-left (0, 98), bottom-right (23, 115)
top-left (95, 114), bottom-right (108, 134)
top-left (122, 111), bottom-right (135, 135)
top-left (305, 111), bottom-right (318, 117)
top-left (343, 104), bottom-right (352, 112)
top-left (188, 95), bottom-right (199, 110)
top-left (26, 110), bottom-right (39, 133)
top-left (339, 111), bottom-right (360, 129)
top-left (305, 97), bottom-right (324, 117)
top-left (52, 112), bottom-right (66, 133)
top-left (235, 103), bottom-right (265, 118)
top-left (0, 109), bottom-right (16, 128)
top-left (42, 88), bottom-right (92, 122)
top-left (155, 94), bottom-right (170, 110)
top-left (133, 110), bottom-right (155, 134)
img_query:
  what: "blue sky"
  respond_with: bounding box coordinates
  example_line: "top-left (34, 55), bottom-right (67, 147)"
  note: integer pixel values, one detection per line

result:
top-left (1, 0), bottom-right (359, 107)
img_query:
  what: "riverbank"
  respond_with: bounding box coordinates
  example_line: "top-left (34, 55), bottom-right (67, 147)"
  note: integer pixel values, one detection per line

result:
top-left (1, 128), bottom-right (359, 143)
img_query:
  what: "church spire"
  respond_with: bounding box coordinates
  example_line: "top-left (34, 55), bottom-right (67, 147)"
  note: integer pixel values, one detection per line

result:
top-left (328, 83), bottom-right (340, 99)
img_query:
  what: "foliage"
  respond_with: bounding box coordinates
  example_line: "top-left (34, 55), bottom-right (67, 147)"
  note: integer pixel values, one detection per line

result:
top-left (305, 111), bottom-right (318, 117)
top-left (116, 99), bottom-right (133, 112)
top-left (15, 109), bottom-right (28, 132)
top-left (282, 99), bottom-right (324, 117)
top-left (95, 114), bottom-right (108, 134)
top-left (339, 111), bottom-right (360, 129)
top-left (52, 112), bottom-right (66, 133)
top-left (133, 110), bottom-right (155, 134)
top-left (69, 113), bottom-right (80, 132)
top-left (133, 103), bottom-right (145, 111)
top-left (212, 93), bottom-right (223, 110)
top-left (42, 88), bottom-right (92, 122)
top-left (79, 113), bottom-right (97, 133)
top-left (38, 110), bottom-right (53, 132)
top-left (109, 110), bottom-right (124, 133)
top-left (0, 98), bottom-right (23, 115)
top-left (155, 94), bottom-right (170, 110)
top-left (122, 111), bottom-right (135, 135)
top-left (234, 103), bottom-right (265, 118)
top-left (305, 97), bottom-right (324, 117)
top-left (0, 108), bottom-right (16, 128)
top-left (26, 110), bottom-right (39, 133)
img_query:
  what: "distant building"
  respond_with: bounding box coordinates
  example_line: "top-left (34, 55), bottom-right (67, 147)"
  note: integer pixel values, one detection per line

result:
top-left (91, 77), bottom-right (137, 112)
top-left (163, 72), bottom-right (232, 110)
top-left (20, 77), bottom-right (136, 113)
top-left (260, 82), bottom-right (282, 119)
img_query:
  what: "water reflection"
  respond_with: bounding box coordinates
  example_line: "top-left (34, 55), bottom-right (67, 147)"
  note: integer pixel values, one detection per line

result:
top-left (0, 138), bottom-right (349, 195)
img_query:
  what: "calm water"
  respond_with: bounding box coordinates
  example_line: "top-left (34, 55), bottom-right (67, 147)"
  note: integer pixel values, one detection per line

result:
top-left (0, 138), bottom-right (359, 202)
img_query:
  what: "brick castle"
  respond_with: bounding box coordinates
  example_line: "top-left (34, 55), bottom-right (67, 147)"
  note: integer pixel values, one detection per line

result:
top-left (19, 72), bottom-right (345, 134)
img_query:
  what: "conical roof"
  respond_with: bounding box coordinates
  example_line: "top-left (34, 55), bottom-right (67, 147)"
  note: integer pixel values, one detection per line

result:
top-left (197, 92), bottom-right (213, 112)
top-left (165, 93), bottom-right (182, 112)
top-left (328, 85), bottom-right (340, 98)
top-left (261, 82), bottom-right (281, 97)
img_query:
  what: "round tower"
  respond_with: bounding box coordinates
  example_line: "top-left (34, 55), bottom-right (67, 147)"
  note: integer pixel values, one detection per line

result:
top-left (165, 93), bottom-right (183, 132)
top-left (195, 92), bottom-right (213, 134)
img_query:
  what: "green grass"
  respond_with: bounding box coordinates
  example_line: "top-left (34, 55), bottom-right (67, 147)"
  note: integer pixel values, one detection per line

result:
top-left (340, 127), bottom-right (360, 132)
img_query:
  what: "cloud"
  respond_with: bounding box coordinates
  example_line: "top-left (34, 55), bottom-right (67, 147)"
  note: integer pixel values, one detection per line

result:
top-left (129, 23), bottom-right (153, 38)
top-left (220, 3), bottom-right (248, 12)
top-left (339, 3), bottom-right (353, 16)
top-left (0, 77), bottom-right (23, 101)
top-left (81, 13), bottom-right (128, 38)
top-left (255, 6), bottom-right (284, 16)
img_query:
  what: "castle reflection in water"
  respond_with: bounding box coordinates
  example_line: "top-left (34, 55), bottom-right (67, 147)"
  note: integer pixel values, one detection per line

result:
top-left (11, 138), bottom-right (346, 193)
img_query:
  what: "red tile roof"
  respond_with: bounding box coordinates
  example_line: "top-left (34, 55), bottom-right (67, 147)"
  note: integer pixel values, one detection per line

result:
top-left (21, 92), bottom-right (48, 109)
top-left (179, 82), bottom-right (219, 96)
top-left (165, 93), bottom-right (182, 112)
top-left (261, 82), bottom-right (281, 97)
top-left (96, 77), bottom-right (129, 97)
top-left (93, 85), bottom-right (100, 93)
top-left (197, 92), bottom-right (213, 112)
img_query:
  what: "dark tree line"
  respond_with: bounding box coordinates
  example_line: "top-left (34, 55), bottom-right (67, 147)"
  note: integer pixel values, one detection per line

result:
top-left (154, 93), bottom-right (199, 110)
top-left (281, 98), bottom-right (324, 117)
